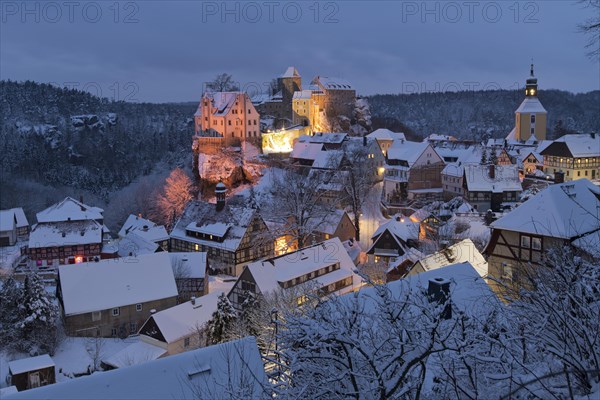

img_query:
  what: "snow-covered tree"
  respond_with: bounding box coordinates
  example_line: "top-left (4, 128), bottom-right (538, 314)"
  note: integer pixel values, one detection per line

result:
top-left (207, 293), bottom-right (237, 345)
top-left (489, 149), bottom-right (498, 165)
top-left (154, 168), bottom-right (194, 229)
top-left (17, 273), bottom-right (59, 355)
top-left (0, 276), bottom-right (24, 348)
top-left (480, 149), bottom-right (488, 165)
top-left (276, 281), bottom-right (465, 399)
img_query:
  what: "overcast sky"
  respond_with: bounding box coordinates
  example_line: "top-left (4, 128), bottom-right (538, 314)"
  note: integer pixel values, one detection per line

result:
top-left (1, 1), bottom-right (598, 102)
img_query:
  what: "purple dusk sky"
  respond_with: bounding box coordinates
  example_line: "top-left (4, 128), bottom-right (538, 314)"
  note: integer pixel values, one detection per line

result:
top-left (1, 1), bottom-right (598, 102)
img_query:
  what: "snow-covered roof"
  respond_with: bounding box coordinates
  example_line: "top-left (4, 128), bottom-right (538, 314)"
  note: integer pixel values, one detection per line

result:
top-left (58, 252), bottom-right (178, 316)
top-left (298, 132), bottom-right (347, 144)
top-left (4, 207), bottom-right (28, 228)
top-left (0, 209), bottom-right (16, 231)
top-left (464, 164), bottom-right (522, 193)
top-left (426, 134), bottom-right (457, 142)
top-left (371, 217), bottom-right (420, 243)
top-left (281, 66), bottom-right (300, 78)
top-left (387, 141), bottom-right (430, 165)
top-left (145, 290), bottom-right (221, 344)
top-left (312, 149), bottom-right (343, 169)
top-left (118, 215), bottom-right (169, 243)
top-left (170, 198), bottom-right (257, 252)
top-left (169, 252), bottom-right (207, 279)
top-left (543, 133), bottom-right (600, 158)
top-left (386, 247), bottom-right (424, 273)
top-left (307, 210), bottom-right (350, 236)
top-left (0, 387), bottom-right (17, 396)
top-left (4, 338), bottom-right (267, 400)
top-left (293, 90), bottom-right (312, 100)
top-left (572, 230), bottom-right (600, 259)
top-left (36, 197), bottom-right (103, 223)
top-left (491, 179), bottom-right (600, 239)
top-left (202, 91), bottom-right (245, 117)
top-left (366, 129), bottom-right (406, 142)
top-left (102, 341), bottom-right (167, 369)
top-left (245, 237), bottom-right (363, 295)
top-left (290, 142), bottom-right (324, 161)
top-left (413, 239), bottom-right (488, 277)
top-left (29, 220), bottom-right (103, 249)
top-left (8, 354), bottom-right (55, 375)
top-left (117, 233), bottom-right (159, 257)
top-left (185, 221), bottom-right (231, 237)
top-left (312, 76), bottom-right (354, 90)
top-left (515, 97), bottom-right (547, 114)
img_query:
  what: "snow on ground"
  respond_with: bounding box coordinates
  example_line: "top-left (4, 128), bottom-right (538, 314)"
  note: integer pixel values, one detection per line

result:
top-left (0, 336), bottom-right (138, 388)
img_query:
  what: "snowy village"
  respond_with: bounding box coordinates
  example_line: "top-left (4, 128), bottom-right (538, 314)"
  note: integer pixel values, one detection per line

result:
top-left (1, 2), bottom-right (600, 399)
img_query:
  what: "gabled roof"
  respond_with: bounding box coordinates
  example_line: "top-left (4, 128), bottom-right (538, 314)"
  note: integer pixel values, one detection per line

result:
top-left (290, 142), bottom-right (324, 161)
top-left (8, 354), bottom-right (55, 375)
top-left (102, 341), bottom-right (167, 369)
top-left (491, 179), bottom-right (600, 239)
top-left (281, 66), bottom-right (300, 78)
top-left (367, 129), bottom-right (406, 142)
top-left (29, 219), bottom-right (103, 249)
top-left (515, 97), bottom-right (547, 114)
top-left (371, 217), bottom-right (420, 243)
top-left (245, 237), bottom-right (363, 295)
top-left (7, 207), bottom-right (28, 228)
top-left (202, 91), bottom-right (245, 117)
top-left (293, 90), bottom-right (312, 100)
top-left (4, 338), bottom-right (268, 400)
top-left (117, 233), bottom-right (159, 257)
top-left (308, 210), bottom-right (353, 236)
top-left (0, 209), bottom-right (16, 232)
top-left (118, 215), bottom-right (169, 243)
top-left (387, 141), bottom-right (432, 165)
top-left (412, 239), bottom-right (488, 277)
top-left (58, 252), bottom-right (178, 316)
top-left (541, 134), bottom-right (600, 158)
top-left (312, 76), bottom-right (354, 90)
top-left (170, 198), bottom-right (258, 252)
top-left (36, 197), bottom-right (103, 223)
top-left (463, 164), bottom-right (522, 193)
top-left (145, 290), bottom-right (221, 344)
top-left (298, 132), bottom-right (347, 144)
top-left (169, 252), bottom-right (207, 279)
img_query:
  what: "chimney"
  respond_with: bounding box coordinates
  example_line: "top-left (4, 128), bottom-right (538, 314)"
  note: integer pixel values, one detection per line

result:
top-left (80, 195), bottom-right (84, 204)
top-left (150, 309), bottom-right (157, 314)
top-left (142, 225), bottom-right (149, 231)
top-left (191, 296), bottom-right (196, 305)
top-left (428, 277), bottom-right (451, 320)
top-left (215, 181), bottom-right (227, 211)
top-left (363, 136), bottom-right (367, 146)
top-left (591, 131), bottom-right (596, 139)
top-left (488, 164), bottom-right (495, 179)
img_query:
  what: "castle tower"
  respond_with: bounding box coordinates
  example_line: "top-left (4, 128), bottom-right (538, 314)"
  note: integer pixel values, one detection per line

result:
top-left (215, 181), bottom-right (227, 211)
top-left (513, 64), bottom-right (547, 142)
top-left (278, 67), bottom-right (302, 121)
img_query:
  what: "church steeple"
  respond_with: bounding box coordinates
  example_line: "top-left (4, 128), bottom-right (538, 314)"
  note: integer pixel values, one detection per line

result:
top-left (525, 63), bottom-right (538, 97)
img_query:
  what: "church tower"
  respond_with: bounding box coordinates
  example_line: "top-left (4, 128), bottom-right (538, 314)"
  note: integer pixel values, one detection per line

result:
top-left (512, 64), bottom-right (547, 142)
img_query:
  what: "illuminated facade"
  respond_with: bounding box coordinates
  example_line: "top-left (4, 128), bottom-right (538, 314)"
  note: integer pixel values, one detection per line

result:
top-left (508, 64), bottom-right (547, 142)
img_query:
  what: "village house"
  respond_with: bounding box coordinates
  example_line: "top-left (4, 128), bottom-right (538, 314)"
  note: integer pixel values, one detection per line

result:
top-left (462, 164), bottom-right (522, 212)
top-left (56, 252), bottom-right (178, 337)
top-left (310, 210), bottom-right (357, 243)
top-left (0, 207), bottom-right (29, 246)
top-left (366, 216), bottom-right (420, 265)
top-left (407, 238), bottom-right (488, 278)
top-left (27, 197), bottom-right (109, 268)
top-left (540, 133), bottom-right (600, 181)
top-left (366, 128), bottom-right (406, 156)
top-left (194, 91), bottom-right (260, 147)
top-left (170, 184), bottom-right (273, 276)
top-left (4, 338), bottom-right (267, 400)
top-left (169, 252), bottom-right (209, 303)
top-left (383, 140), bottom-right (445, 206)
top-left (228, 237), bottom-right (363, 311)
top-left (485, 179), bottom-right (600, 289)
top-left (134, 290), bottom-right (222, 358)
top-left (7, 355), bottom-right (55, 392)
top-left (118, 214), bottom-right (169, 250)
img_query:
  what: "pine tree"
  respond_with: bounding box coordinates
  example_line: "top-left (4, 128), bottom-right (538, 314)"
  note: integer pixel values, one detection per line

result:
top-left (0, 277), bottom-right (24, 348)
top-left (208, 293), bottom-right (237, 344)
top-left (480, 149), bottom-right (488, 165)
top-left (489, 150), bottom-right (498, 165)
top-left (18, 273), bottom-right (58, 354)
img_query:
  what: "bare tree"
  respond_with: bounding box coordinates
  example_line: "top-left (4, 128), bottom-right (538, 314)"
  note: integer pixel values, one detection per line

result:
top-left (153, 168), bottom-right (194, 229)
top-left (340, 142), bottom-right (377, 242)
top-left (578, 0), bottom-right (600, 60)
top-left (207, 73), bottom-right (240, 92)
top-left (267, 167), bottom-right (338, 249)
top-left (85, 335), bottom-right (105, 372)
